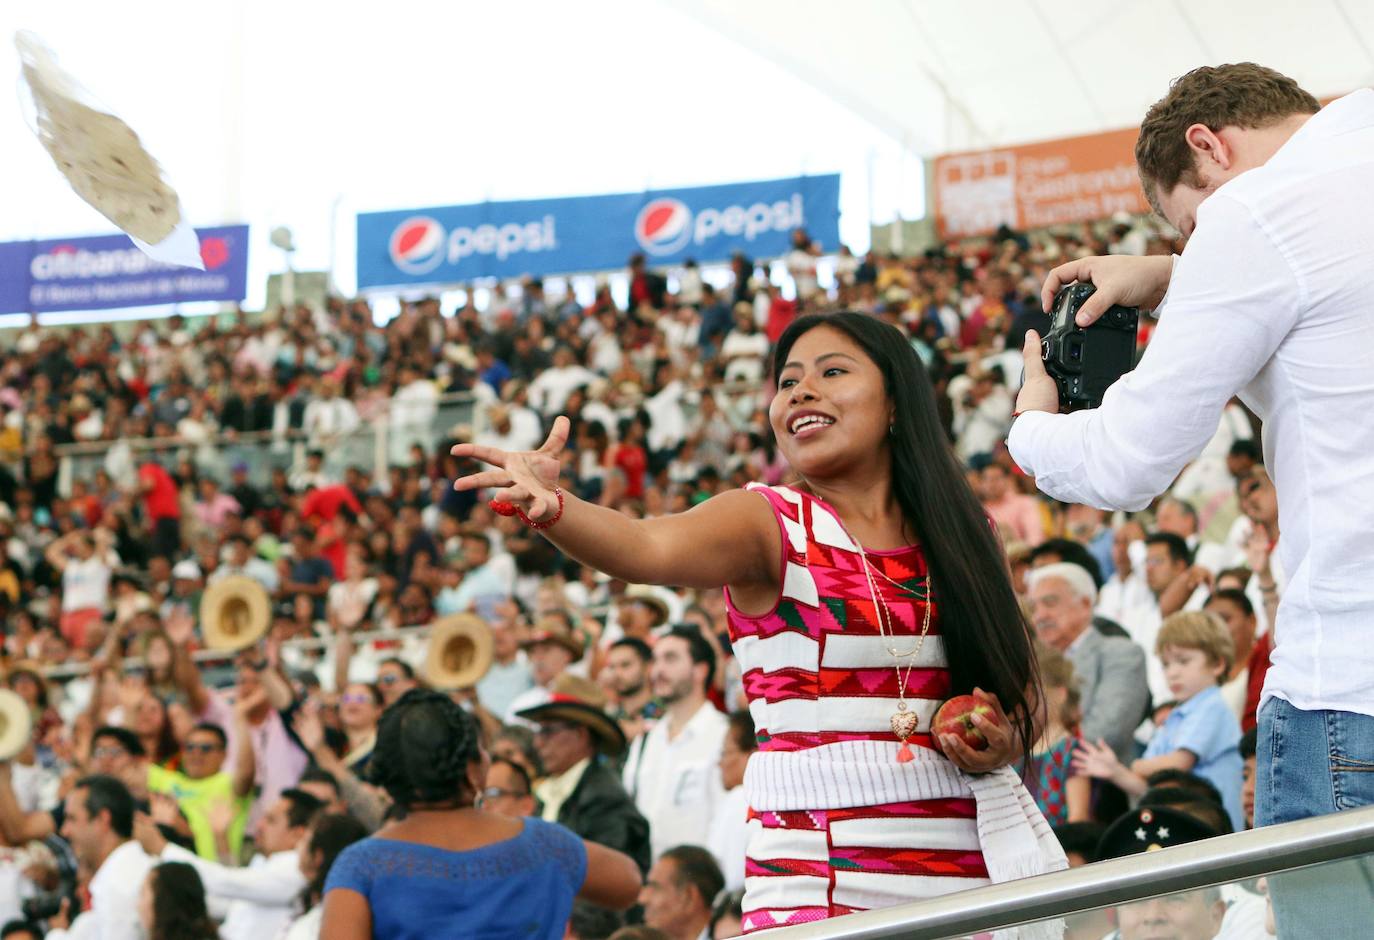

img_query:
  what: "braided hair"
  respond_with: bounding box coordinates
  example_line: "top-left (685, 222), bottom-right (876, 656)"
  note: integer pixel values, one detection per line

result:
top-left (367, 689), bottom-right (483, 809)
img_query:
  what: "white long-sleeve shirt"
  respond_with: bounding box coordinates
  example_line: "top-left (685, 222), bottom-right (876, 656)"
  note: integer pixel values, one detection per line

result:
top-left (162, 844), bottom-right (304, 940)
top-left (622, 700), bottom-right (728, 861)
top-left (48, 840), bottom-right (151, 940)
top-left (1010, 90), bottom-right (1374, 718)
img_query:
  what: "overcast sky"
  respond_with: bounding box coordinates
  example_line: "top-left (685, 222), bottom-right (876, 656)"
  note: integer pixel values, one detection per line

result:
top-left (1, 0), bottom-right (927, 317)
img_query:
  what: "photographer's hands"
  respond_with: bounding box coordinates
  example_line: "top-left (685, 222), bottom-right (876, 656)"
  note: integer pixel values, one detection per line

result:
top-left (1017, 254), bottom-right (1177, 418)
top-left (1040, 255), bottom-right (1174, 325)
top-left (1015, 331), bottom-right (1060, 417)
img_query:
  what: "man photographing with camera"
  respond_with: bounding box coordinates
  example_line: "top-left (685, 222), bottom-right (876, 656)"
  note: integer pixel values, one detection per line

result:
top-left (1010, 64), bottom-right (1374, 937)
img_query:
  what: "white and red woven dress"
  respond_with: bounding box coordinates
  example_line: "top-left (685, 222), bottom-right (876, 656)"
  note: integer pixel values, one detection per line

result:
top-left (725, 484), bottom-right (1066, 936)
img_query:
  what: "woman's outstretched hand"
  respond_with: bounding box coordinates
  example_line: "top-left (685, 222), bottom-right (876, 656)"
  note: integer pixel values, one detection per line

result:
top-left (451, 415), bottom-right (570, 523)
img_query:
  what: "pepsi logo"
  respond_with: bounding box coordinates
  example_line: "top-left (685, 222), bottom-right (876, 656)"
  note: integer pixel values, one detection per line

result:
top-left (634, 198), bottom-right (692, 256)
top-left (389, 216), bottom-right (446, 275)
top-left (200, 237), bottom-right (229, 270)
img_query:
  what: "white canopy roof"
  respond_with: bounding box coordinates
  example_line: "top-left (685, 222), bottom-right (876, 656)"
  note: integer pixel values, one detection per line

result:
top-left (663, 0), bottom-right (1374, 153)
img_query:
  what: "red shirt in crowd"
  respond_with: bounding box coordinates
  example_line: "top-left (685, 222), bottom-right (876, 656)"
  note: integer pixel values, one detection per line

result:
top-left (613, 444), bottom-right (647, 499)
top-left (301, 484), bottom-right (362, 524)
top-left (765, 296), bottom-right (797, 344)
top-left (317, 519), bottom-right (347, 581)
top-left (1241, 631), bottom-right (1274, 734)
top-left (302, 485), bottom-right (362, 580)
top-left (139, 463), bottom-right (180, 520)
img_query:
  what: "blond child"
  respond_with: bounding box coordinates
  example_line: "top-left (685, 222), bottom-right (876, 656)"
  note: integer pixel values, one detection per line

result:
top-left (1075, 611), bottom-right (1244, 830)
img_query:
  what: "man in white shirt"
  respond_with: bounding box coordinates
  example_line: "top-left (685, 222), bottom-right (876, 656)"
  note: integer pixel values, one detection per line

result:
top-left (1010, 64), bottom-right (1374, 936)
top-left (210, 535), bottom-right (280, 594)
top-left (1124, 532), bottom-right (1203, 705)
top-left (389, 365), bottom-right (439, 464)
top-left (1096, 522), bottom-right (1152, 626)
top-left (1155, 496), bottom-right (1229, 575)
top-left (622, 627), bottom-right (728, 862)
top-left (475, 605), bottom-right (535, 719)
top-left (434, 528), bottom-right (514, 617)
top-left (49, 775), bottom-right (151, 940)
top-left (527, 346), bottom-right (596, 417)
top-left (301, 376), bottom-right (359, 451)
top-left (135, 789), bottom-right (323, 940)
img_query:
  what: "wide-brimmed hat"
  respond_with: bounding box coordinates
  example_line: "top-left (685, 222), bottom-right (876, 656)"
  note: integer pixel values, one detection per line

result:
top-left (521, 617), bottom-right (585, 660)
top-left (623, 586), bottom-right (670, 627)
top-left (200, 575), bottom-right (271, 651)
top-left (0, 689), bottom-right (33, 761)
top-left (516, 673), bottom-right (626, 757)
top-left (423, 613), bottom-right (494, 690)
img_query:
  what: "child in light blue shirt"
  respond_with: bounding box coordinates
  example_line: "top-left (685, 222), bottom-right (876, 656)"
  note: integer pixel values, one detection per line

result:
top-left (1074, 610), bottom-right (1244, 831)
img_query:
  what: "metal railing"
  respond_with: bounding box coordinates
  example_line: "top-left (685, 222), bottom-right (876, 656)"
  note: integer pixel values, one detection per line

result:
top-left (37, 623), bottom-right (437, 681)
top-left (52, 391), bottom-right (483, 493)
top-left (46, 377), bottom-right (770, 492)
top-left (765, 804), bottom-right (1374, 939)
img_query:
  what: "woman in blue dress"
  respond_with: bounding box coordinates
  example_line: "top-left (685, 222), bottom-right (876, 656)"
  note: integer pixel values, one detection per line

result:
top-left (322, 690), bottom-right (641, 939)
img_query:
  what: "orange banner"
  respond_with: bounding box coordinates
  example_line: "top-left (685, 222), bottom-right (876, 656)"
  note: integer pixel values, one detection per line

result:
top-left (932, 127), bottom-right (1149, 238)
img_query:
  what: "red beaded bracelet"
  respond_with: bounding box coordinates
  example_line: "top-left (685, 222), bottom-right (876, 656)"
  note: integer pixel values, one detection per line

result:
top-left (516, 487), bottom-right (565, 531)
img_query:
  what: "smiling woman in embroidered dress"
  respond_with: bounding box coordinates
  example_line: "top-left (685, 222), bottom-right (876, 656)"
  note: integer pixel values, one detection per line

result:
top-left (453, 312), bottom-right (1066, 937)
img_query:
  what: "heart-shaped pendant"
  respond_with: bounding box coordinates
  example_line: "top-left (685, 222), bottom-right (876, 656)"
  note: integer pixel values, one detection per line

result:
top-left (890, 709), bottom-right (919, 742)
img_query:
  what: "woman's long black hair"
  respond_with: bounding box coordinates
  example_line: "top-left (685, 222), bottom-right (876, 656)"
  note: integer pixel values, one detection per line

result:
top-left (148, 861), bottom-right (219, 940)
top-left (772, 312), bottom-right (1040, 760)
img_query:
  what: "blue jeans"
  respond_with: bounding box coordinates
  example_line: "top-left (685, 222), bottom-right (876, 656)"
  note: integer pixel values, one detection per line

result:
top-left (1256, 697), bottom-right (1374, 938)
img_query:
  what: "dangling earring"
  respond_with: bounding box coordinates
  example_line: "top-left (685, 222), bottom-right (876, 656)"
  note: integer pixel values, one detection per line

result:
top-left (888, 424), bottom-right (896, 436)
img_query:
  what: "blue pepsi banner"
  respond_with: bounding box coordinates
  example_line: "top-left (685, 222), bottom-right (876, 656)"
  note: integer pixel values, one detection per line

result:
top-left (0, 225), bottom-right (249, 315)
top-left (356, 174), bottom-right (841, 289)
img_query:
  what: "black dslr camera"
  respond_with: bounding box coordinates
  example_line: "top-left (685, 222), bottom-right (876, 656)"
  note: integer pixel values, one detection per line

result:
top-left (1040, 283), bottom-right (1139, 411)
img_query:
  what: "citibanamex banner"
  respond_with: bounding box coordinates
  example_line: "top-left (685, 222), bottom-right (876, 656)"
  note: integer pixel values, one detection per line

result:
top-left (0, 225), bottom-right (250, 315)
top-left (932, 128), bottom-right (1149, 238)
top-left (355, 174), bottom-right (841, 290)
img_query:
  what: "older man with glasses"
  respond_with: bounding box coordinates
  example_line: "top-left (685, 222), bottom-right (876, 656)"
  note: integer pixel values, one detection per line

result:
top-left (517, 673), bottom-right (651, 874)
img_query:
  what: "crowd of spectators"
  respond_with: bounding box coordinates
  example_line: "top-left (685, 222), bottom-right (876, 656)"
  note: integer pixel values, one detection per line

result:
top-left (0, 214), bottom-right (1282, 938)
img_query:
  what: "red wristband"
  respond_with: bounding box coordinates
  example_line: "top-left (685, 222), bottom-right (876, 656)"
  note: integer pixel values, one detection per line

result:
top-left (516, 487), bottom-right (565, 531)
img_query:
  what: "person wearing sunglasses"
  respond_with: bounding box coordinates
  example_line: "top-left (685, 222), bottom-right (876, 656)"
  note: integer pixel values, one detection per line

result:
top-left (375, 660), bottom-right (418, 707)
top-left (146, 698), bottom-right (256, 862)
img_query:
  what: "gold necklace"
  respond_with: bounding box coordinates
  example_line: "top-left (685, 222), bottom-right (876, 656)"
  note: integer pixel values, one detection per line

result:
top-left (842, 527), bottom-right (933, 764)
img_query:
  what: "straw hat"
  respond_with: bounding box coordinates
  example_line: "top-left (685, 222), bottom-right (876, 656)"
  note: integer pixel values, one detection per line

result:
top-left (516, 673), bottom-right (626, 757)
top-left (623, 585), bottom-right (671, 628)
top-left (199, 576), bottom-right (271, 651)
top-left (0, 689), bottom-right (33, 761)
top-left (423, 613), bottom-right (494, 690)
